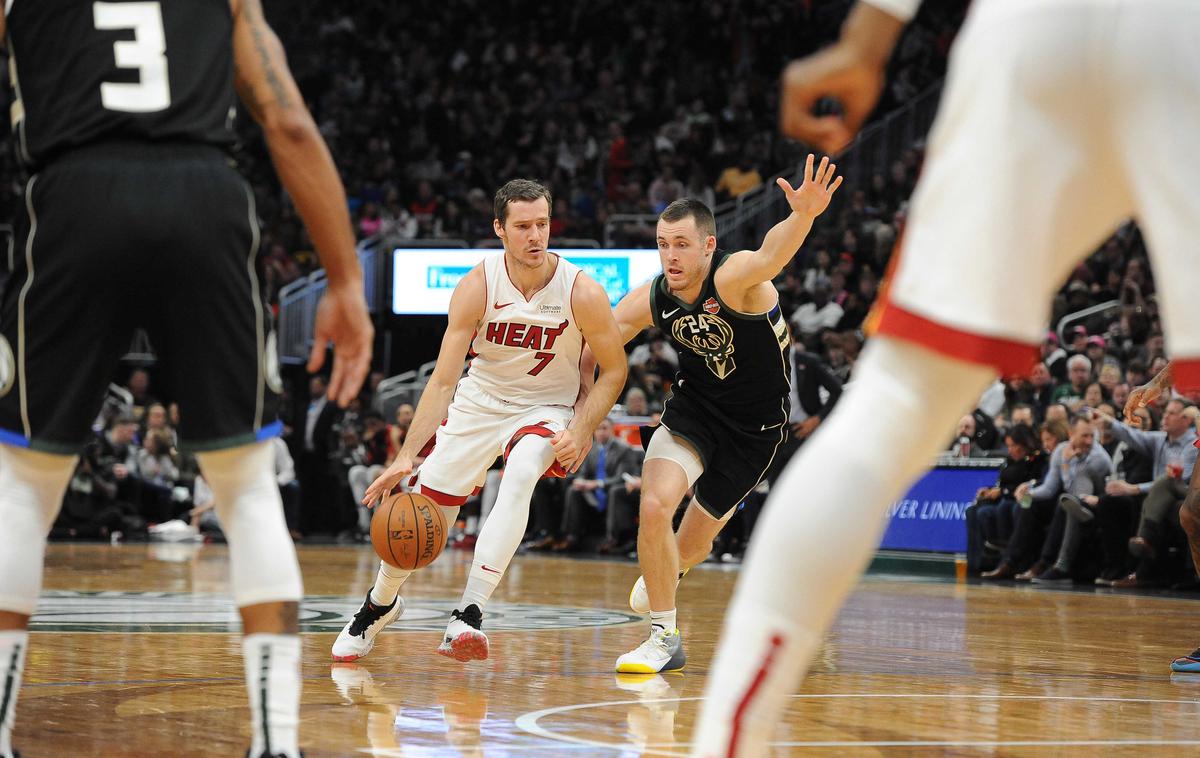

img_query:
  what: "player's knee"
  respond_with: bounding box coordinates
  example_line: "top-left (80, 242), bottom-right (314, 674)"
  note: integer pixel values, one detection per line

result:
top-left (639, 491), bottom-right (675, 526)
top-left (0, 447), bottom-right (75, 615)
top-left (197, 441), bottom-right (303, 606)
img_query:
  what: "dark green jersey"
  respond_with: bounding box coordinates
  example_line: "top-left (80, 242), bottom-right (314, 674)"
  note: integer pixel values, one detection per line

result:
top-left (6, 0), bottom-right (237, 171)
top-left (650, 252), bottom-right (792, 431)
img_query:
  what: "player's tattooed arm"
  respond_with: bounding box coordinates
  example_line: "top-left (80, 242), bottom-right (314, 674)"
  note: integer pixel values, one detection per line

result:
top-left (231, 0), bottom-right (372, 406)
top-left (231, 0), bottom-right (299, 121)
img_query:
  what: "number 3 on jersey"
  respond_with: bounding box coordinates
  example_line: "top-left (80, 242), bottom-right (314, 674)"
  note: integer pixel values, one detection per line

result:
top-left (94, 1), bottom-right (171, 113)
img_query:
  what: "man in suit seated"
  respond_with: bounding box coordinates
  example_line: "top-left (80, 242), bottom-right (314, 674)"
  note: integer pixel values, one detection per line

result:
top-left (554, 418), bottom-right (642, 553)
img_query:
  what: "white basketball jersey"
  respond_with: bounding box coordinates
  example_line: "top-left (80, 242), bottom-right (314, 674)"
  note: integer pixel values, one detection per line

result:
top-left (466, 253), bottom-right (584, 407)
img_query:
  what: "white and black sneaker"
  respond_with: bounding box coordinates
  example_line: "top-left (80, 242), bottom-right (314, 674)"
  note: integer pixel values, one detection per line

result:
top-left (437, 604), bottom-right (489, 662)
top-left (331, 589), bottom-right (405, 662)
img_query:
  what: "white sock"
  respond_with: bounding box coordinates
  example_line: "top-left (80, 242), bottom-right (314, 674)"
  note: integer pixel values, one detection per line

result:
top-left (649, 608), bottom-right (677, 634)
top-left (243, 633), bottom-right (301, 758)
top-left (370, 505), bottom-right (459, 606)
top-left (459, 437), bottom-right (554, 610)
top-left (0, 631), bottom-right (28, 758)
top-left (370, 563), bottom-right (411, 607)
top-left (689, 338), bottom-right (993, 757)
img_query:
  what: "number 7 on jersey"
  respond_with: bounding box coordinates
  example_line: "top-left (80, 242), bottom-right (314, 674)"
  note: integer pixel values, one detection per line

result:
top-left (528, 351), bottom-right (555, 376)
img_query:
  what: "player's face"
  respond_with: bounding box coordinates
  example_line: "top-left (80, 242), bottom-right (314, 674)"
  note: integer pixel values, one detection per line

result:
top-left (656, 216), bottom-right (715, 294)
top-left (496, 198), bottom-right (551, 270)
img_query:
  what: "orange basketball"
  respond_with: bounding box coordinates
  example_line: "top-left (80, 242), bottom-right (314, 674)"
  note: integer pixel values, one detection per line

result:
top-left (370, 492), bottom-right (447, 570)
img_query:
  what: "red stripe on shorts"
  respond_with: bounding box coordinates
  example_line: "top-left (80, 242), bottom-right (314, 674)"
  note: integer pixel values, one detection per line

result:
top-left (873, 300), bottom-right (1040, 378)
top-left (505, 423), bottom-right (568, 478)
top-left (417, 484), bottom-right (471, 507)
top-left (865, 227), bottom-right (1038, 378)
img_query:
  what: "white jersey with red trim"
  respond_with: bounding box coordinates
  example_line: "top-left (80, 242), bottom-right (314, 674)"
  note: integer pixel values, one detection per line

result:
top-left (466, 253), bottom-right (584, 407)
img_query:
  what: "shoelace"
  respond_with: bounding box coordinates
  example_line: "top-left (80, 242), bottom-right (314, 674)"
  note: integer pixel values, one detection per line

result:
top-left (451, 604), bottom-right (483, 630)
top-left (348, 601), bottom-right (389, 637)
top-left (641, 628), bottom-right (673, 654)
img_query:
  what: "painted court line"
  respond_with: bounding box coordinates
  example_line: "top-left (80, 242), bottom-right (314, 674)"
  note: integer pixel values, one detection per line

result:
top-left (514, 692), bottom-right (1200, 754)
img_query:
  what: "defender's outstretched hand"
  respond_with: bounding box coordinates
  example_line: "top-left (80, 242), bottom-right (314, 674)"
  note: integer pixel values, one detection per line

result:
top-left (777, 154), bottom-right (843, 219)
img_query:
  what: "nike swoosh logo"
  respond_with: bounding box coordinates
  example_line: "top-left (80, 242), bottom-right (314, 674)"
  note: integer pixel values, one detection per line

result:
top-left (494, 302), bottom-right (514, 309)
top-left (661, 308), bottom-right (680, 319)
top-left (480, 565), bottom-right (502, 575)
top-left (761, 422), bottom-right (784, 431)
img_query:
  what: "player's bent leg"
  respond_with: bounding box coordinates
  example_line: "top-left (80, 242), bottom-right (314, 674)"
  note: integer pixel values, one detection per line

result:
top-left (196, 441), bottom-right (304, 758)
top-left (637, 456), bottom-right (694, 614)
top-left (0, 446), bottom-right (76, 758)
top-left (676, 500), bottom-right (732, 570)
top-left (440, 435), bottom-right (556, 662)
top-left (629, 498), bottom-right (722, 615)
top-left (689, 338), bottom-right (994, 757)
top-left (618, 455), bottom-right (695, 674)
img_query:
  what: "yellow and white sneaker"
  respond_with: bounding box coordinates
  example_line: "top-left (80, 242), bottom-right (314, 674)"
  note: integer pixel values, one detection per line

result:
top-left (628, 569), bottom-right (688, 614)
top-left (615, 627), bottom-right (686, 674)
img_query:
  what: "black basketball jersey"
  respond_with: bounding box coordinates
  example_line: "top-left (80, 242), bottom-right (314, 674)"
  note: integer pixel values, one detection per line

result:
top-left (5, 0), bottom-right (237, 171)
top-left (650, 252), bottom-right (792, 430)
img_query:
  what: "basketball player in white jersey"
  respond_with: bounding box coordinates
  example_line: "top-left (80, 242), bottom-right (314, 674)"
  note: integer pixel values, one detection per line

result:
top-left (332, 179), bottom-right (627, 662)
top-left (692, 0), bottom-right (1200, 754)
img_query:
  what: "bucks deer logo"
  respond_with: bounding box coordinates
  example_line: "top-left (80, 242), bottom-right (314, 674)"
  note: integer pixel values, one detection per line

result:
top-left (672, 313), bottom-right (736, 379)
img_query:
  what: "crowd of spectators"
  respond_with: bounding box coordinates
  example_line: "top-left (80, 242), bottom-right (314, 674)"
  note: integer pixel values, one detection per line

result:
top-left (17, 1), bottom-right (1200, 584)
top-left (951, 234), bottom-right (1200, 588)
top-left (32, 0), bottom-right (957, 307)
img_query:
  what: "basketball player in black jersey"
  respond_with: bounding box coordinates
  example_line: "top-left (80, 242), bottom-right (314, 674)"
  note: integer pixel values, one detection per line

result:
top-left (0, 2), bottom-right (371, 756)
top-left (579, 155), bottom-right (841, 673)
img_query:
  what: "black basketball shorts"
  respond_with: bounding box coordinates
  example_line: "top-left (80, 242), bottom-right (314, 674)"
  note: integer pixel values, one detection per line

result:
top-left (0, 142), bottom-right (282, 454)
top-left (648, 388), bottom-right (786, 519)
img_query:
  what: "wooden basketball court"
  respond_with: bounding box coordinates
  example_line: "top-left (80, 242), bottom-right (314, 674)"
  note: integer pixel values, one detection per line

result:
top-left (17, 542), bottom-right (1200, 755)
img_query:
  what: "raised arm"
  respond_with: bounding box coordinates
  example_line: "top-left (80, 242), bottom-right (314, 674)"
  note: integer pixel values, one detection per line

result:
top-left (715, 154), bottom-right (842, 294)
top-left (361, 267), bottom-right (484, 504)
top-left (230, 0), bottom-right (371, 405)
top-left (555, 276), bottom-right (631, 472)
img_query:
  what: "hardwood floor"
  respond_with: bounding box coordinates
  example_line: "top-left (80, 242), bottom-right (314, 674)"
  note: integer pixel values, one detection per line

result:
top-left (14, 542), bottom-right (1200, 755)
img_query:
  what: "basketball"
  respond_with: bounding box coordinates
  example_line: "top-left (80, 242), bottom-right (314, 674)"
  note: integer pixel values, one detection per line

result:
top-left (370, 492), bottom-right (447, 570)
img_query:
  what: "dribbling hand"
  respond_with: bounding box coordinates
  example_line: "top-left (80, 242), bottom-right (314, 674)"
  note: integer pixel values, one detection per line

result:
top-left (362, 454), bottom-right (414, 507)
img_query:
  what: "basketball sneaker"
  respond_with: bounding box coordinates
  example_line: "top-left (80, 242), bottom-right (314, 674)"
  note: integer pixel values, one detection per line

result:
top-left (629, 569), bottom-right (689, 614)
top-left (437, 604), bottom-right (489, 662)
top-left (331, 589), bottom-right (405, 662)
top-left (1171, 648), bottom-right (1200, 673)
top-left (614, 626), bottom-right (686, 674)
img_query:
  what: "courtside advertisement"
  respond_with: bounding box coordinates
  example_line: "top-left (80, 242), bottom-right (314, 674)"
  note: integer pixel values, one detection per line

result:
top-left (880, 464), bottom-right (1004, 553)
